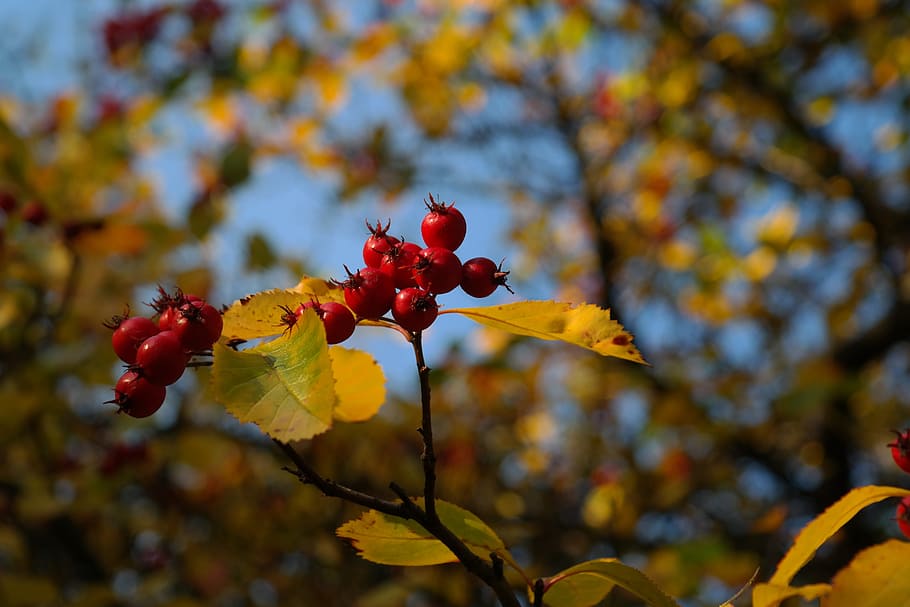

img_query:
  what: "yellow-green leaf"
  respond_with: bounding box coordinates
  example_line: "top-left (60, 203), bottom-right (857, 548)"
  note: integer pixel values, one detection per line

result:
top-left (330, 346), bottom-right (386, 423)
top-left (538, 558), bottom-right (680, 607)
top-left (221, 277), bottom-right (343, 340)
top-left (768, 485), bottom-right (910, 587)
top-left (822, 540), bottom-right (910, 607)
top-left (752, 583), bottom-right (831, 607)
top-left (445, 301), bottom-right (646, 364)
top-left (336, 500), bottom-right (510, 566)
top-left (211, 310), bottom-right (336, 441)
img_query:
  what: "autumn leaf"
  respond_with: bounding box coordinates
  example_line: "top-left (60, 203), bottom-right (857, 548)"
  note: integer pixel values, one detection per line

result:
top-left (330, 346), bottom-right (386, 423)
top-left (336, 500), bottom-right (514, 567)
top-left (445, 301), bottom-right (646, 364)
top-left (822, 540), bottom-right (910, 607)
top-left (211, 310), bottom-right (336, 441)
top-left (538, 558), bottom-right (680, 607)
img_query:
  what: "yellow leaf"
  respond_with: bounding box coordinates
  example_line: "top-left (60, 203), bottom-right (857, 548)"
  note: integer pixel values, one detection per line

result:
top-left (330, 346), bottom-right (386, 423)
top-left (221, 278), bottom-right (343, 340)
top-left (539, 558), bottom-right (681, 607)
top-left (752, 583), bottom-right (831, 607)
top-left (768, 485), bottom-right (910, 588)
top-left (822, 540), bottom-right (910, 607)
top-left (445, 301), bottom-right (646, 364)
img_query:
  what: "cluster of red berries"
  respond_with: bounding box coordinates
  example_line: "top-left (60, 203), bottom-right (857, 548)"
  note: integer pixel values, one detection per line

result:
top-left (282, 195), bottom-right (512, 341)
top-left (889, 430), bottom-right (910, 538)
top-left (104, 287), bottom-right (223, 418)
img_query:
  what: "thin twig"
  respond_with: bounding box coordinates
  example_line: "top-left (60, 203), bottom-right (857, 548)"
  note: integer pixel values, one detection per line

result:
top-left (532, 579), bottom-right (545, 607)
top-left (411, 331), bottom-right (438, 519)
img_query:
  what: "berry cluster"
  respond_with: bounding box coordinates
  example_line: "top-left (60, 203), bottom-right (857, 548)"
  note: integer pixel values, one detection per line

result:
top-left (104, 287), bottom-right (223, 418)
top-left (889, 430), bottom-right (910, 538)
top-left (284, 195), bottom-right (512, 340)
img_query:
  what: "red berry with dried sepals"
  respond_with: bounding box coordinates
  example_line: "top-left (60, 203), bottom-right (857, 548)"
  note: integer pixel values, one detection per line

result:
top-left (108, 370), bottom-right (167, 418)
top-left (889, 429), bottom-right (910, 474)
top-left (421, 194), bottom-right (466, 251)
top-left (363, 219), bottom-right (400, 268)
top-left (134, 330), bottom-right (187, 386)
top-left (293, 301), bottom-right (356, 344)
top-left (173, 299), bottom-right (223, 351)
top-left (392, 288), bottom-right (438, 332)
top-left (897, 496), bottom-right (910, 539)
top-left (338, 266), bottom-right (396, 319)
top-left (413, 247), bottom-right (461, 294)
top-left (110, 316), bottom-right (160, 363)
top-left (379, 241), bottom-right (420, 288)
top-left (460, 257), bottom-right (513, 298)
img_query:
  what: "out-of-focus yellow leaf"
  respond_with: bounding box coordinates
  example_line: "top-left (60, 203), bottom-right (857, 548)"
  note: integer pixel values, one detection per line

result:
top-left (538, 558), bottom-right (681, 607)
top-left (71, 223), bottom-right (149, 255)
top-left (0, 573), bottom-right (59, 606)
top-left (752, 583), bottom-right (831, 607)
top-left (446, 301), bottom-right (646, 364)
top-left (221, 278), bottom-right (343, 340)
top-left (330, 346), bottom-right (386, 423)
top-left (582, 483), bottom-right (625, 529)
top-left (211, 311), bottom-right (336, 441)
top-left (822, 540), bottom-right (910, 607)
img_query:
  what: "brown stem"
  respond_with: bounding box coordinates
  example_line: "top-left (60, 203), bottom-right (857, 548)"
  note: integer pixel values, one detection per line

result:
top-left (411, 331), bottom-right (438, 519)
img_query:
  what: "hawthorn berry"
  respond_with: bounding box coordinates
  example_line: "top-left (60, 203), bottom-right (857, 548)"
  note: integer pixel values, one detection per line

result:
top-left (413, 247), bottom-right (462, 294)
top-left (111, 316), bottom-right (160, 363)
top-left (379, 241), bottom-right (421, 289)
top-left (897, 496), bottom-right (910, 540)
top-left (339, 267), bottom-right (396, 319)
top-left (460, 257), bottom-right (513, 298)
top-left (363, 220), bottom-right (400, 268)
top-left (174, 300), bottom-right (223, 351)
top-left (889, 429), bottom-right (910, 475)
top-left (135, 330), bottom-right (187, 386)
top-left (421, 194), bottom-right (466, 251)
top-left (392, 288), bottom-right (438, 332)
top-left (109, 370), bottom-right (167, 418)
top-left (293, 301), bottom-right (356, 344)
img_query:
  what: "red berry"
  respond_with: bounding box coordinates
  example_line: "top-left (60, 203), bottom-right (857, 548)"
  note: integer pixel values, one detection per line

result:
top-left (339, 267), bottom-right (396, 319)
top-left (392, 288), bottom-right (438, 332)
top-left (421, 194), bottom-right (466, 251)
top-left (135, 330), bottom-right (187, 386)
top-left (897, 496), bottom-right (910, 539)
top-left (889, 429), bottom-right (910, 474)
top-left (108, 370), bottom-right (167, 418)
top-left (173, 301), bottom-right (223, 351)
top-left (314, 302), bottom-right (357, 344)
top-left (460, 257), bottom-right (513, 298)
top-left (363, 219), bottom-right (400, 268)
top-left (111, 316), bottom-right (160, 363)
top-left (379, 241), bottom-right (421, 288)
top-left (21, 200), bottom-right (48, 226)
top-left (413, 247), bottom-right (461, 294)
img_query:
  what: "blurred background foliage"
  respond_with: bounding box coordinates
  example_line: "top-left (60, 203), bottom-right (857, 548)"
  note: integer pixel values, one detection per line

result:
top-left (2, 0), bottom-right (910, 605)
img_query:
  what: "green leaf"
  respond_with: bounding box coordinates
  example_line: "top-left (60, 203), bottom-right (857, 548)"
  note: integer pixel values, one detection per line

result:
top-left (330, 346), bottom-right (386, 423)
top-left (822, 540), bottom-right (910, 607)
top-left (211, 310), bottom-right (336, 441)
top-left (538, 558), bottom-right (680, 607)
top-left (445, 301), bottom-right (646, 364)
top-left (221, 277), bottom-right (344, 340)
top-left (336, 500), bottom-right (511, 567)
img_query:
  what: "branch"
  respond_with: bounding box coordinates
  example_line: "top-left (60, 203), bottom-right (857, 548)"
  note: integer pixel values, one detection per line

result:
top-left (411, 331), bottom-right (438, 519)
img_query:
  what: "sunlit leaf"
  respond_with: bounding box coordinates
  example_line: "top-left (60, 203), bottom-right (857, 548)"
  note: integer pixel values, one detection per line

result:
top-left (336, 500), bottom-right (511, 567)
top-left (330, 346), bottom-right (386, 423)
top-left (221, 278), bottom-right (343, 340)
top-left (539, 558), bottom-right (681, 607)
top-left (821, 540), bottom-right (910, 607)
top-left (211, 310), bottom-right (336, 441)
top-left (752, 583), bottom-right (831, 607)
top-left (445, 301), bottom-right (646, 364)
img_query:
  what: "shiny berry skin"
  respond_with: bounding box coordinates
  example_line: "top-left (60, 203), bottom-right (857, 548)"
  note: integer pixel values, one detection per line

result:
top-left (897, 496), bottom-right (910, 539)
top-left (174, 301), bottom-right (223, 351)
top-left (111, 316), bottom-right (160, 363)
top-left (135, 330), bottom-right (187, 386)
top-left (413, 247), bottom-right (461, 294)
top-left (294, 301), bottom-right (356, 344)
top-left (421, 195), bottom-right (466, 251)
top-left (890, 429), bottom-right (910, 474)
top-left (363, 219), bottom-right (400, 268)
top-left (340, 267), bottom-right (396, 319)
top-left (392, 288), bottom-right (438, 332)
top-left (379, 241), bottom-right (421, 289)
top-left (110, 370), bottom-right (167, 418)
top-left (157, 306), bottom-right (178, 330)
top-left (460, 257), bottom-right (513, 298)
